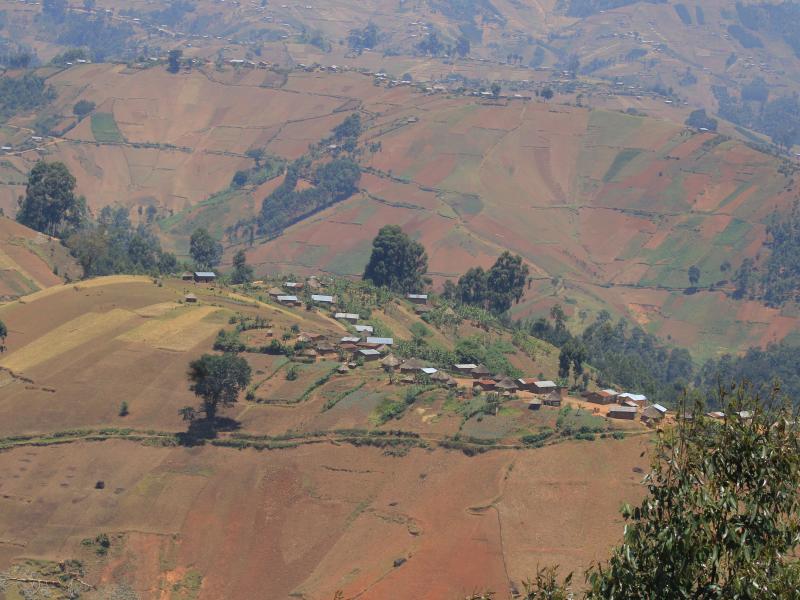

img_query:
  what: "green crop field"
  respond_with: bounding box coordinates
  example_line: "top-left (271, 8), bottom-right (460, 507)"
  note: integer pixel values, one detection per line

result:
top-left (90, 113), bottom-right (124, 143)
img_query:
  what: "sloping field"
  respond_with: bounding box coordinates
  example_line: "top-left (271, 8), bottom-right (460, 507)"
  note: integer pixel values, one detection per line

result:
top-left (0, 438), bottom-right (648, 599)
top-left (0, 217), bottom-right (78, 300)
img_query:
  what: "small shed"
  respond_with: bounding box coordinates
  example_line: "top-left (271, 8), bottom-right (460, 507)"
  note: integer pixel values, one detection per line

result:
top-left (420, 367), bottom-right (438, 375)
top-left (366, 336), bottom-right (393, 346)
top-left (406, 293), bottom-right (428, 305)
top-left (336, 364), bottom-right (350, 374)
top-left (184, 293), bottom-right (198, 303)
top-left (608, 405), bottom-right (637, 420)
top-left (473, 379), bottom-right (497, 391)
top-left (496, 377), bottom-right (519, 392)
top-left (194, 271), bottom-right (216, 283)
top-left (706, 411), bottom-right (725, 420)
top-left (587, 389), bottom-right (619, 405)
top-left (470, 364), bottom-right (492, 379)
top-left (340, 336), bottom-right (361, 344)
top-left (527, 398), bottom-right (542, 411)
top-left (358, 348), bottom-right (381, 361)
top-left (642, 404), bottom-right (667, 425)
top-left (335, 312), bottom-right (360, 324)
top-left (277, 295), bottom-right (300, 306)
top-left (381, 354), bottom-right (402, 371)
top-left (311, 294), bottom-right (335, 304)
top-left (618, 393), bottom-right (647, 406)
top-left (400, 358), bottom-right (426, 373)
top-left (316, 343), bottom-right (337, 356)
top-left (543, 390), bottom-right (562, 407)
top-left (454, 363), bottom-right (478, 374)
top-left (181, 271), bottom-right (194, 281)
top-left (354, 325), bottom-right (374, 334)
top-left (284, 281), bottom-right (303, 290)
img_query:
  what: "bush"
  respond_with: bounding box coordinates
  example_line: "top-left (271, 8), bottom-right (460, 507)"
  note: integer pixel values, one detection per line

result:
top-left (118, 401), bottom-right (129, 417)
top-left (286, 365), bottom-right (299, 381)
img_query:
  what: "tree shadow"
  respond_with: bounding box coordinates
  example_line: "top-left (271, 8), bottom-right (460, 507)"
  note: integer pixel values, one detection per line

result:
top-left (177, 416), bottom-right (241, 447)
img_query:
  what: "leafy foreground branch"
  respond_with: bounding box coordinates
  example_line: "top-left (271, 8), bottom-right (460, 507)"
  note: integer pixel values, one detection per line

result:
top-left (469, 383), bottom-right (800, 600)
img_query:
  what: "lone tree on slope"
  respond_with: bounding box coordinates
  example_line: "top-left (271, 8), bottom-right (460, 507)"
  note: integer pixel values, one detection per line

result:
top-left (189, 228), bottom-right (223, 270)
top-left (17, 161), bottom-right (86, 237)
top-left (362, 225), bottom-right (428, 293)
top-left (186, 353), bottom-right (251, 422)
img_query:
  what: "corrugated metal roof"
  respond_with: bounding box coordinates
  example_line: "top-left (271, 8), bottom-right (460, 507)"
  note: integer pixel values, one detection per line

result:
top-left (335, 312), bottom-right (360, 319)
top-left (311, 294), bottom-right (334, 302)
top-left (354, 325), bottom-right (374, 332)
top-left (358, 349), bottom-right (380, 356)
top-left (421, 367), bottom-right (438, 374)
top-left (277, 295), bottom-right (298, 301)
top-left (366, 337), bottom-right (393, 345)
top-left (609, 406), bottom-right (637, 413)
top-left (194, 271), bottom-right (216, 277)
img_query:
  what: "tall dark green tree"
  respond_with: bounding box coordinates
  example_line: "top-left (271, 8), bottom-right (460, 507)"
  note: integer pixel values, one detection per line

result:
top-left (229, 249), bottom-right (253, 284)
top-left (586, 388), bottom-right (800, 598)
top-left (0, 319), bottom-right (7, 353)
top-left (486, 251), bottom-right (529, 313)
top-left (457, 267), bottom-right (488, 305)
top-left (17, 161), bottom-right (86, 237)
top-left (186, 353), bottom-right (251, 421)
top-left (167, 49), bottom-right (182, 73)
top-left (362, 225), bottom-right (428, 293)
top-left (189, 228), bottom-right (223, 270)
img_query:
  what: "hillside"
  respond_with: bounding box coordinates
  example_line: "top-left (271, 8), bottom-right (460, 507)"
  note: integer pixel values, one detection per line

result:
top-left (0, 275), bottom-right (651, 598)
top-left (1, 64), bottom-right (796, 359)
top-left (3, 0), bottom-right (800, 152)
top-left (0, 215), bottom-right (79, 300)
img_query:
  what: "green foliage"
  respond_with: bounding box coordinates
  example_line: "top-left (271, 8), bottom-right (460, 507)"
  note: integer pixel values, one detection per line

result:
top-left (0, 319), bottom-right (6, 353)
top-left (520, 428), bottom-right (554, 446)
top-left (0, 72), bottom-right (56, 121)
top-left (697, 341), bottom-right (800, 406)
top-left (66, 206), bottom-right (177, 277)
top-left (454, 336), bottom-right (522, 377)
top-left (72, 99), bottom-right (95, 118)
top-left (286, 365), bottom-right (299, 381)
top-left (189, 228), bottom-right (223, 270)
top-left (363, 225), bottom-right (429, 293)
top-left (187, 353), bottom-right (252, 420)
top-left (213, 329), bottom-right (245, 353)
top-left (257, 157), bottom-right (361, 236)
top-left (347, 23), bottom-right (378, 51)
top-left (17, 161), bottom-right (86, 237)
top-left (685, 109), bottom-right (718, 132)
top-left (456, 251), bottom-right (529, 314)
top-left (229, 250), bottom-right (253, 285)
top-left (734, 201), bottom-right (800, 306)
top-left (168, 49), bottom-right (182, 73)
top-left (118, 401), bottom-right (129, 417)
top-left (586, 386), bottom-right (800, 598)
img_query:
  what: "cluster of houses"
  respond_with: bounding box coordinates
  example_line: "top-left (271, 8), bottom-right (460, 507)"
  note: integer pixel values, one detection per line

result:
top-left (582, 388), bottom-right (668, 425)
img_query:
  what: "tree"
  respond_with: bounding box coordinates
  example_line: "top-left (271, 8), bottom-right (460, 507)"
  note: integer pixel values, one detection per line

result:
top-left (541, 87), bottom-right (554, 100)
top-left (43, 0), bottom-right (68, 22)
top-left (486, 251), bottom-right (529, 313)
top-left (363, 225), bottom-right (428, 293)
top-left (0, 319), bottom-right (6, 353)
top-left (490, 82), bottom-right (501, 99)
top-left (17, 161), bottom-right (86, 237)
top-left (167, 49), bottom-right (182, 73)
top-left (189, 228), bottom-right (222, 270)
top-left (73, 99), bottom-right (95, 119)
top-left (685, 109), bottom-right (718, 132)
top-left (455, 36), bottom-right (470, 57)
top-left (231, 170), bottom-right (248, 187)
top-left (187, 353), bottom-right (251, 421)
top-left (457, 267), bottom-right (488, 306)
top-left (585, 386), bottom-right (800, 598)
top-left (688, 264), bottom-right (700, 287)
top-left (230, 249), bottom-right (253, 285)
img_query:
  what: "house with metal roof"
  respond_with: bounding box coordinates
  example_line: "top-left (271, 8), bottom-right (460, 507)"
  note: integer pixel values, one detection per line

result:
top-left (366, 336), bottom-right (393, 346)
top-left (335, 312), bottom-right (360, 323)
top-left (193, 271), bottom-right (216, 282)
top-left (311, 294), bottom-right (335, 304)
top-left (358, 348), bottom-right (381, 361)
top-left (354, 325), bottom-right (374, 333)
top-left (406, 293), bottom-right (428, 304)
top-left (277, 295), bottom-right (300, 306)
top-left (608, 405), bottom-right (637, 420)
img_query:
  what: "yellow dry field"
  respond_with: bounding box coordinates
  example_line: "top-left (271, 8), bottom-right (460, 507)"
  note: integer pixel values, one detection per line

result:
top-left (0, 246), bottom-right (42, 289)
top-left (132, 301), bottom-right (182, 318)
top-left (0, 308), bottom-right (135, 373)
top-left (12, 275), bottom-right (152, 306)
top-left (116, 305), bottom-right (223, 351)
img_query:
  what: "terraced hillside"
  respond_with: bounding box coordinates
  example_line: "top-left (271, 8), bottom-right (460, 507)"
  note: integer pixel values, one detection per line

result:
top-left (3, 63), bottom-right (798, 359)
top-left (0, 216), bottom-right (79, 300)
top-left (0, 275), bottom-right (650, 599)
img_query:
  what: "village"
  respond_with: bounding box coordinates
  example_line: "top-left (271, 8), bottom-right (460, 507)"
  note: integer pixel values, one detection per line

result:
top-left (177, 269), bottom-right (694, 430)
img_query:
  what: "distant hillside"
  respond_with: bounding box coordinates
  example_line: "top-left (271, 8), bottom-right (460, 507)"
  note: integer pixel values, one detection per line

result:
top-left (0, 216), bottom-right (79, 300)
top-left (1, 64), bottom-right (798, 359)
